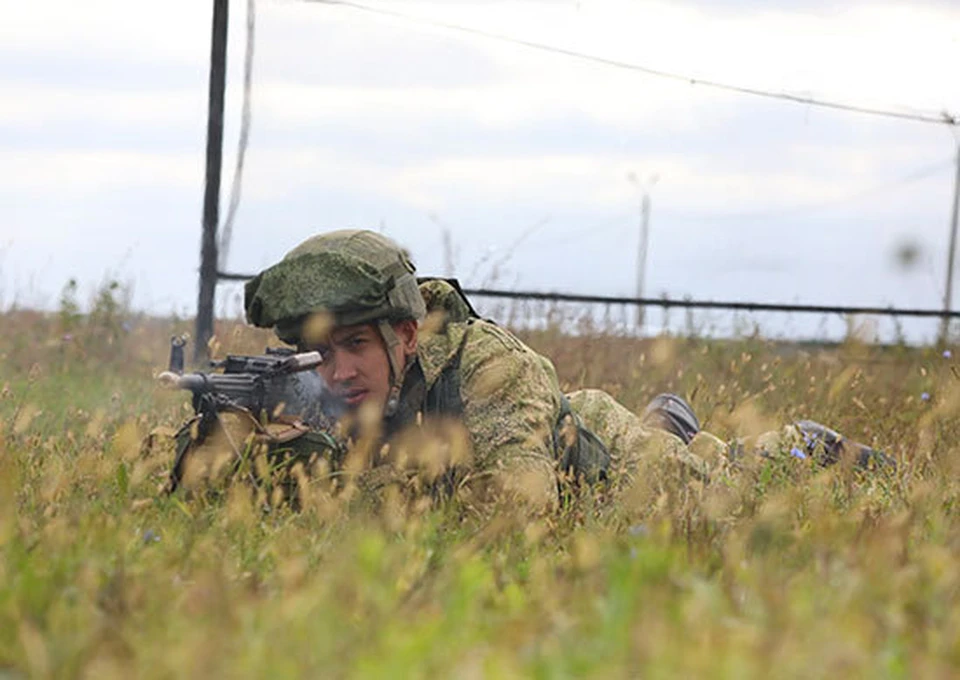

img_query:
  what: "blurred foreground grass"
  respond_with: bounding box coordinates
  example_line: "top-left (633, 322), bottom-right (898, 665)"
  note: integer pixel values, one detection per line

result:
top-left (2, 304), bottom-right (960, 678)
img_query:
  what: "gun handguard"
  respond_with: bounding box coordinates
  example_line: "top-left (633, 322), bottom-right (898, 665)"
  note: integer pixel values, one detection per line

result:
top-left (157, 351), bottom-right (322, 392)
top-left (158, 339), bottom-right (342, 429)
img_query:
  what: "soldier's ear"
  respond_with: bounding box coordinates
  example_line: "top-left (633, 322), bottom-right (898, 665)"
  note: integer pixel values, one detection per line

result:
top-left (394, 319), bottom-right (418, 356)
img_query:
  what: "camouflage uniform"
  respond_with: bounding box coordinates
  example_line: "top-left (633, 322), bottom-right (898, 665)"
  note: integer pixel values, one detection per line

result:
top-left (236, 230), bottom-right (889, 510)
top-left (406, 278), bottom-right (728, 509)
top-left (241, 232), bottom-right (727, 510)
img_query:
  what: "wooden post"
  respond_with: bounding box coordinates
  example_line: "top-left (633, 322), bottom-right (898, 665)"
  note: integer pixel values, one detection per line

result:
top-left (196, 0), bottom-right (229, 364)
top-left (636, 191), bottom-right (650, 330)
top-left (940, 142), bottom-right (960, 345)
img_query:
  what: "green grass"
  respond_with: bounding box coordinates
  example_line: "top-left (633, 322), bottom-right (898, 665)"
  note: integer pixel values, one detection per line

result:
top-left (2, 309), bottom-right (960, 678)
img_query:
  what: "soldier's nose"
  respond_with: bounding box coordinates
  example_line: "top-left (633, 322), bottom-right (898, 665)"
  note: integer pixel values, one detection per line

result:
top-left (331, 355), bottom-right (358, 383)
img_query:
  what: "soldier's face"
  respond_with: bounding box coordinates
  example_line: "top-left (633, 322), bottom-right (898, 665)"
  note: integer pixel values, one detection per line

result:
top-left (311, 321), bottom-right (417, 413)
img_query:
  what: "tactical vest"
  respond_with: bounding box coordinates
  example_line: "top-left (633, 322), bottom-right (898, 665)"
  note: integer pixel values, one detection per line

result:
top-left (386, 279), bottom-right (612, 485)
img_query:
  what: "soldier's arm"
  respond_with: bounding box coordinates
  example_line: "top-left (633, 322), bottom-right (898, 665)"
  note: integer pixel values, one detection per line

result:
top-left (456, 322), bottom-right (562, 513)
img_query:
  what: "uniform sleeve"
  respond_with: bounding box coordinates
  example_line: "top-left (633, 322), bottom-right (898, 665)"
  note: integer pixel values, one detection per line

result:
top-left (456, 322), bottom-right (562, 512)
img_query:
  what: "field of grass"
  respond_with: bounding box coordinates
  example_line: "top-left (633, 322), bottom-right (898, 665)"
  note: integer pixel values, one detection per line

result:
top-left (2, 301), bottom-right (960, 678)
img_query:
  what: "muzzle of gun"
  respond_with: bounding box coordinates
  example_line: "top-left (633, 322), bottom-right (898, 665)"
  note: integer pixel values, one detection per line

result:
top-left (156, 336), bottom-right (324, 394)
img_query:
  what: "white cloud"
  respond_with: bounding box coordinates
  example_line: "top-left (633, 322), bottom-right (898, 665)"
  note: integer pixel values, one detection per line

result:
top-left (256, 78), bottom-right (720, 131)
top-left (0, 149), bottom-right (201, 197)
top-left (0, 0), bottom-right (210, 64)
top-left (236, 143), bottom-right (950, 218)
top-left (382, 148), bottom-right (952, 215)
top-left (0, 86), bottom-right (205, 126)
top-left (6, 0), bottom-right (957, 140)
top-left (375, 0), bottom-right (960, 115)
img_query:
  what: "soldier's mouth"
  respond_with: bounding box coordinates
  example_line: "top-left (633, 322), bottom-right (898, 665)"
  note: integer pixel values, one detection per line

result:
top-left (343, 389), bottom-right (369, 407)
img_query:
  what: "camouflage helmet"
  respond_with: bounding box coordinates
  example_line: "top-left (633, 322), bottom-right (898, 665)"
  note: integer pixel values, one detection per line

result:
top-left (245, 230), bottom-right (427, 344)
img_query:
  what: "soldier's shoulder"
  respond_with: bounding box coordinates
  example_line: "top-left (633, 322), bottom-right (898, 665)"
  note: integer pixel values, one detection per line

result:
top-left (418, 279), bottom-right (475, 323)
top-left (462, 319), bottom-right (531, 356)
top-left (458, 321), bottom-right (562, 425)
top-left (419, 318), bottom-right (526, 377)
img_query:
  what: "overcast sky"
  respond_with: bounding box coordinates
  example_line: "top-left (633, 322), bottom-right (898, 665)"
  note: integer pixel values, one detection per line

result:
top-left (2, 0), bottom-right (959, 341)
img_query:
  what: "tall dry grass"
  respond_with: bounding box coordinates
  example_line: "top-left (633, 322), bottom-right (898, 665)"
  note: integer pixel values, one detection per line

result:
top-left (2, 298), bottom-right (959, 677)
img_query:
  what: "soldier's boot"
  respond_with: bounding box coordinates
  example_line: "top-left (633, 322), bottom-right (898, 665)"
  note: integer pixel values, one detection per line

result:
top-left (641, 393), bottom-right (700, 445)
top-left (733, 421), bottom-right (895, 471)
top-left (641, 394), bottom-right (733, 472)
top-left (793, 420), bottom-right (896, 471)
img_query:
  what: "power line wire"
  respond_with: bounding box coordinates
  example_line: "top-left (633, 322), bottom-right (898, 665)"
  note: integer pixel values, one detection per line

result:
top-left (219, 0), bottom-right (256, 269)
top-left (307, 0), bottom-right (958, 128)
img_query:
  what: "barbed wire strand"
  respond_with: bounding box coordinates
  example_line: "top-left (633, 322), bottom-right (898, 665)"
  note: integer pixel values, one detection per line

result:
top-left (213, 270), bottom-right (960, 320)
top-left (219, 0), bottom-right (256, 269)
top-left (307, 0), bottom-right (958, 128)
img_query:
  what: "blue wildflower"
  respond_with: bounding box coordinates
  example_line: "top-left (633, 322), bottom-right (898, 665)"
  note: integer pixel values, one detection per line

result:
top-left (143, 529), bottom-right (160, 544)
top-left (790, 447), bottom-right (807, 460)
top-left (944, 350), bottom-right (953, 359)
top-left (921, 392), bottom-right (931, 402)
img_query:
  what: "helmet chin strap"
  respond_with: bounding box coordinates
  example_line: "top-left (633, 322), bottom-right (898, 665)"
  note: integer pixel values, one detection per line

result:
top-left (377, 320), bottom-right (409, 418)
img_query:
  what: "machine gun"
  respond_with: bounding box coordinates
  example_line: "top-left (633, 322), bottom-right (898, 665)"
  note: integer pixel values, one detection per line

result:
top-left (159, 336), bottom-right (344, 493)
top-left (158, 335), bottom-right (343, 428)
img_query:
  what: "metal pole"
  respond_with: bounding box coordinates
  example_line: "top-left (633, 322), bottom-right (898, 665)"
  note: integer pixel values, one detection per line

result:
top-left (941, 142), bottom-right (960, 345)
top-left (196, 0), bottom-right (229, 364)
top-left (635, 192), bottom-right (650, 329)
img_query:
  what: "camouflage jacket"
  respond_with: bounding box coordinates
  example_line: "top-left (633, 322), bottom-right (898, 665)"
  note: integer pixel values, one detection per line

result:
top-left (383, 279), bottom-right (567, 509)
